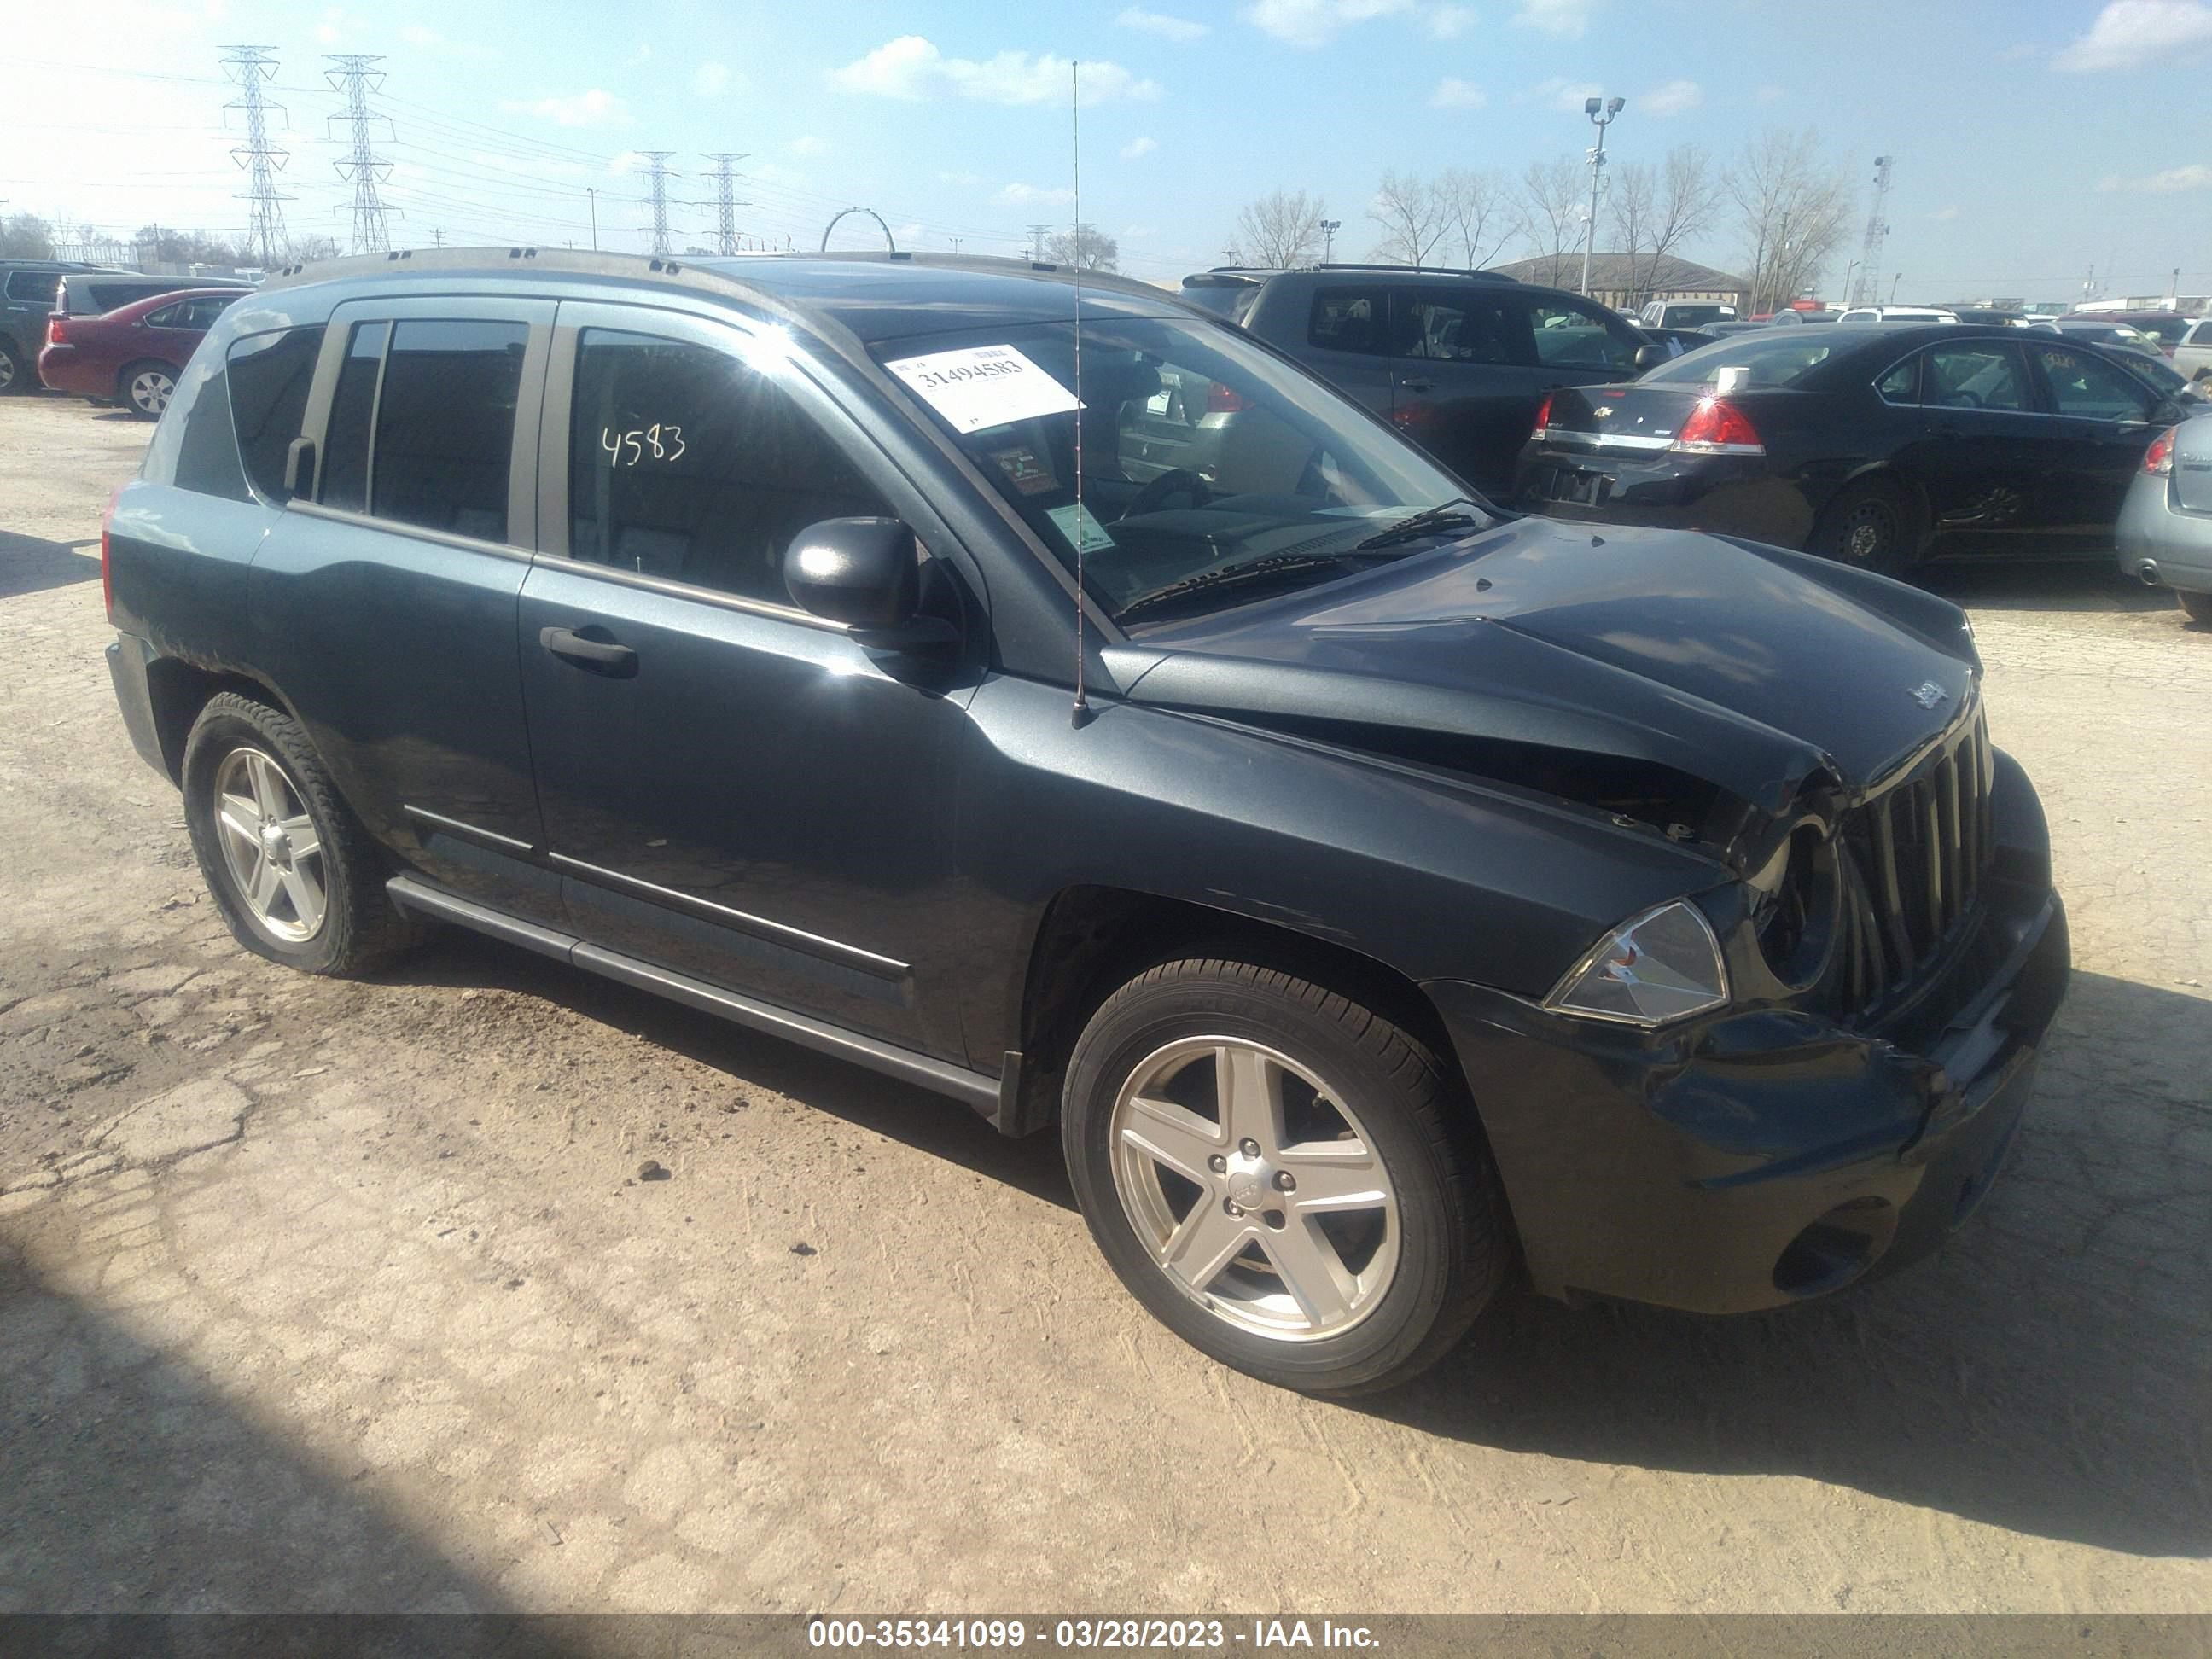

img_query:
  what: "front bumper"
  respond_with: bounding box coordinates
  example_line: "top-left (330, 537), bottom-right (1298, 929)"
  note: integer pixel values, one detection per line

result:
top-left (1512, 449), bottom-right (1813, 548)
top-left (1425, 876), bottom-right (2069, 1315)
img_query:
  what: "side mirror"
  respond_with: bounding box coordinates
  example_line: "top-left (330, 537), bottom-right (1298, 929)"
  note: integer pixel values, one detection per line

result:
top-left (783, 517), bottom-right (958, 649)
top-left (1633, 344), bottom-right (1669, 373)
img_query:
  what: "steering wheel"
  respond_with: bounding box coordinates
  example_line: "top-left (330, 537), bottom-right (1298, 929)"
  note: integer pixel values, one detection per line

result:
top-left (1119, 468), bottom-right (1212, 521)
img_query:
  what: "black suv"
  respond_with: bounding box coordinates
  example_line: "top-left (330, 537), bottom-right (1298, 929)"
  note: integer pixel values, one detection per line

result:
top-left (0, 259), bottom-right (130, 393)
top-left (104, 249), bottom-right (2067, 1394)
top-left (1180, 264), bottom-right (1657, 496)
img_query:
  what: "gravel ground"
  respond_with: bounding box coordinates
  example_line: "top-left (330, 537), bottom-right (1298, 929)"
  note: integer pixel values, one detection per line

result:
top-left (1, 393), bottom-right (2208, 1615)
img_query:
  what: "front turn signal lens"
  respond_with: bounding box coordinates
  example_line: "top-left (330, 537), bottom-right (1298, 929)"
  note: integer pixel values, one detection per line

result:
top-left (1545, 899), bottom-right (1730, 1027)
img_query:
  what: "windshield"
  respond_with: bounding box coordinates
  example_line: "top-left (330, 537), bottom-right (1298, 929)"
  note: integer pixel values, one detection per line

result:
top-left (1641, 333), bottom-right (1841, 390)
top-left (875, 314), bottom-right (1492, 622)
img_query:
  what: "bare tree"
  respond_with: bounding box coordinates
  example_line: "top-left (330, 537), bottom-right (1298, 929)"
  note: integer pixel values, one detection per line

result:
top-left (1613, 145), bottom-right (1722, 307)
top-left (1045, 223), bottom-right (1120, 272)
top-left (1516, 157), bottom-right (1586, 277)
top-left (1235, 190), bottom-right (1328, 269)
top-left (1725, 128), bottom-right (1854, 314)
top-left (0, 212), bottom-right (55, 259)
top-left (1434, 167), bottom-right (1517, 270)
top-left (1367, 170), bottom-right (1447, 268)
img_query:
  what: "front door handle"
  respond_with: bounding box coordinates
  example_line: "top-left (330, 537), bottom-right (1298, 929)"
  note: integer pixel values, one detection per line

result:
top-left (539, 625), bottom-right (637, 677)
top-left (1399, 376), bottom-right (1435, 393)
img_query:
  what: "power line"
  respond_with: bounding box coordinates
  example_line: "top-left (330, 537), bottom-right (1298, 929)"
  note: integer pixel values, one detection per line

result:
top-left (324, 54), bottom-right (395, 254)
top-left (219, 44), bottom-right (290, 266)
top-left (701, 152), bottom-right (750, 256)
top-left (635, 151), bottom-right (678, 255)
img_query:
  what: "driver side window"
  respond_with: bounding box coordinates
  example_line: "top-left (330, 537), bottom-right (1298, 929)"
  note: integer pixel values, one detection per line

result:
top-left (2031, 346), bottom-right (2151, 422)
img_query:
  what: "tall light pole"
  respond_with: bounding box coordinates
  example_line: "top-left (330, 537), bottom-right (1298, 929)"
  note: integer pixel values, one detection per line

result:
top-left (1319, 218), bottom-right (1341, 264)
top-left (1580, 95), bottom-right (1625, 298)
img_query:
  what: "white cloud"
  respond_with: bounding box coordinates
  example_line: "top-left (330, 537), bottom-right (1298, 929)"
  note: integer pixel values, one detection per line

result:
top-left (1639, 78), bottom-right (1702, 116)
top-left (1429, 77), bottom-right (1487, 108)
top-left (1511, 0), bottom-right (1598, 37)
top-left (2055, 0), bottom-right (2212, 70)
top-left (1427, 3), bottom-right (1477, 35)
top-left (694, 61), bottom-right (732, 96)
top-left (1929, 204), bottom-right (1961, 221)
top-left (1243, 0), bottom-right (1412, 48)
top-left (314, 5), bottom-right (355, 44)
top-left (1755, 83), bottom-right (1785, 103)
top-left (938, 168), bottom-right (984, 186)
top-left (787, 134), bottom-right (826, 156)
top-left (1522, 74), bottom-right (1603, 110)
top-left (998, 182), bottom-right (1077, 206)
top-left (1121, 135), bottom-right (1159, 159)
top-left (500, 89), bottom-right (628, 127)
top-left (830, 37), bottom-right (1161, 103)
top-left (1116, 6), bottom-right (1209, 40)
top-left (2098, 161), bottom-right (2212, 192)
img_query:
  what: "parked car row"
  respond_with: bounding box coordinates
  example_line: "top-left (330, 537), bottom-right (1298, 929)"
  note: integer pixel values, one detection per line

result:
top-left (0, 258), bottom-right (249, 413)
top-left (102, 246), bottom-right (2069, 1394)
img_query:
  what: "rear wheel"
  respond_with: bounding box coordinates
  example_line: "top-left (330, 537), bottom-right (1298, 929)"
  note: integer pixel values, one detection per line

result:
top-left (2179, 590), bottom-right (2212, 626)
top-left (120, 360), bottom-right (176, 419)
top-left (1810, 476), bottom-right (1918, 578)
top-left (0, 339), bottom-right (24, 395)
top-left (182, 692), bottom-right (422, 975)
top-left (1062, 958), bottom-right (1507, 1396)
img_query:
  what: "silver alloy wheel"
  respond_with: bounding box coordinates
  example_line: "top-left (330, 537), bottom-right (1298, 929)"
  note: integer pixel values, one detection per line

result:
top-left (1109, 1035), bottom-right (1400, 1342)
top-left (212, 746), bottom-right (327, 943)
top-left (0, 350), bottom-right (15, 393)
top-left (129, 367), bottom-right (174, 416)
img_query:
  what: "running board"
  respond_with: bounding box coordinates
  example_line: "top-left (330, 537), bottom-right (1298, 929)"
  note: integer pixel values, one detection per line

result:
top-left (387, 875), bottom-right (1000, 1115)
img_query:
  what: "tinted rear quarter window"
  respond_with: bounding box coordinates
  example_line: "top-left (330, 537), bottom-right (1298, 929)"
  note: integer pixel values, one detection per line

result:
top-left (227, 325), bottom-right (326, 504)
top-left (169, 363), bottom-right (252, 503)
top-left (4, 270), bottom-right (60, 305)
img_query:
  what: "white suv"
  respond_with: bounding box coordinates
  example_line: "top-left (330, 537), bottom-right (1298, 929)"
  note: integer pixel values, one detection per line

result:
top-left (1835, 305), bottom-right (1960, 324)
top-left (2171, 317), bottom-right (2212, 383)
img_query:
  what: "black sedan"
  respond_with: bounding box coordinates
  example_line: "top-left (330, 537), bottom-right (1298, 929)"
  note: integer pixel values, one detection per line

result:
top-left (1513, 324), bottom-right (2198, 574)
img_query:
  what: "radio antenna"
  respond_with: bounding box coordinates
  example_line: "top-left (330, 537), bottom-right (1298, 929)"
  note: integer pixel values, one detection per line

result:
top-left (1069, 59), bottom-right (1090, 727)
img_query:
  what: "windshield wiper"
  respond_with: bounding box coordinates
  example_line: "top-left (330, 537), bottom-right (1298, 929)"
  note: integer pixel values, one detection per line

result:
top-left (1117, 552), bottom-right (1398, 622)
top-left (1353, 496), bottom-right (1490, 551)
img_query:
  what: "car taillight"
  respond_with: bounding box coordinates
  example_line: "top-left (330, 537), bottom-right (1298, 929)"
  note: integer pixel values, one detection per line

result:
top-left (46, 315), bottom-right (69, 346)
top-left (1531, 392), bottom-right (1554, 439)
top-left (1671, 397), bottom-right (1763, 454)
top-left (1205, 382), bottom-right (1249, 415)
top-left (101, 485), bottom-right (123, 623)
top-left (2144, 425), bottom-right (2177, 475)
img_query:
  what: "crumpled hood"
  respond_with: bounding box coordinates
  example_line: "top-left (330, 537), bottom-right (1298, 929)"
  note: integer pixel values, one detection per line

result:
top-left (1109, 515), bottom-right (1980, 817)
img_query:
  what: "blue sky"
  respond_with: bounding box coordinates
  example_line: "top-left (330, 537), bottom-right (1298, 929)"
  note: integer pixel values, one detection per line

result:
top-left (8, 0), bottom-right (2211, 304)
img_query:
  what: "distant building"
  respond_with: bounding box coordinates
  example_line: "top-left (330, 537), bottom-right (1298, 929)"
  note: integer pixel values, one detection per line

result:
top-left (1488, 252), bottom-right (1750, 315)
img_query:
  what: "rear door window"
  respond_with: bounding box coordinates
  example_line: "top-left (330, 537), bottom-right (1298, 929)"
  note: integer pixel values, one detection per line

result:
top-left (4, 270), bottom-right (60, 305)
top-left (1923, 343), bottom-right (2032, 411)
top-left (373, 320), bottom-right (528, 541)
top-left (318, 323), bottom-right (386, 515)
top-left (226, 325), bottom-right (326, 504)
top-left (1307, 287), bottom-right (1389, 355)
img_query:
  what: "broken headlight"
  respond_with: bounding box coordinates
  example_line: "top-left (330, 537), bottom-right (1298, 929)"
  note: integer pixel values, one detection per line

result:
top-left (1545, 899), bottom-right (1730, 1027)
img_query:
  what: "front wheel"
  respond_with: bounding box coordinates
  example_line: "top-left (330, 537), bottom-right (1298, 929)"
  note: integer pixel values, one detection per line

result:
top-left (1062, 959), bottom-right (1508, 1395)
top-left (182, 692), bottom-right (422, 975)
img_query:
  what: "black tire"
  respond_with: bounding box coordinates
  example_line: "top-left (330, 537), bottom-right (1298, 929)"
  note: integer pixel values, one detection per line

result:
top-left (182, 691), bottom-right (423, 975)
top-left (0, 338), bottom-right (24, 396)
top-left (1062, 958), bottom-right (1508, 1396)
top-left (1810, 475), bottom-right (1918, 577)
top-left (2180, 590), bottom-right (2212, 627)
top-left (119, 359), bottom-right (177, 420)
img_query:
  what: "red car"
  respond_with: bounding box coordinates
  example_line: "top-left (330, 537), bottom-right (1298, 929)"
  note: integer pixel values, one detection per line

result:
top-left (38, 288), bottom-right (245, 418)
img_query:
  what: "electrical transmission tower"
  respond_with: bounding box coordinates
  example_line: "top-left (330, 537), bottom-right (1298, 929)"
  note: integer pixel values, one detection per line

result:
top-left (325, 55), bottom-right (395, 254)
top-left (701, 153), bottom-right (750, 255)
top-left (220, 45), bottom-right (291, 267)
top-left (1027, 223), bottom-right (1051, 262)
top-left (637, 152), bottom-right (679, 255)
top-left (1852, 155), bottom-right (1893, 308)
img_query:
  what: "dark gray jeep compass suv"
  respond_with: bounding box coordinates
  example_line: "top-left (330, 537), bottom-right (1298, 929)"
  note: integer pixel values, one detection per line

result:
top-left (103, 248), bottom-right (2068, 1394)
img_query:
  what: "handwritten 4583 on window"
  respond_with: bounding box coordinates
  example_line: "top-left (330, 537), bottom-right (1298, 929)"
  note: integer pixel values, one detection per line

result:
top-left (602, 424), bottom-right (686, 467)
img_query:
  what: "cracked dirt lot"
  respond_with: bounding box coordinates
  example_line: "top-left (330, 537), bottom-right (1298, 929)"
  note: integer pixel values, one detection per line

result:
top-left (1, 394), bottom-right (2208, 1615)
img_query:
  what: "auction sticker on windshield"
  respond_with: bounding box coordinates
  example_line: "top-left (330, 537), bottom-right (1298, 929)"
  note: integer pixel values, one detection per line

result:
top-left (884, 344), bottom-right (1084, 434)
